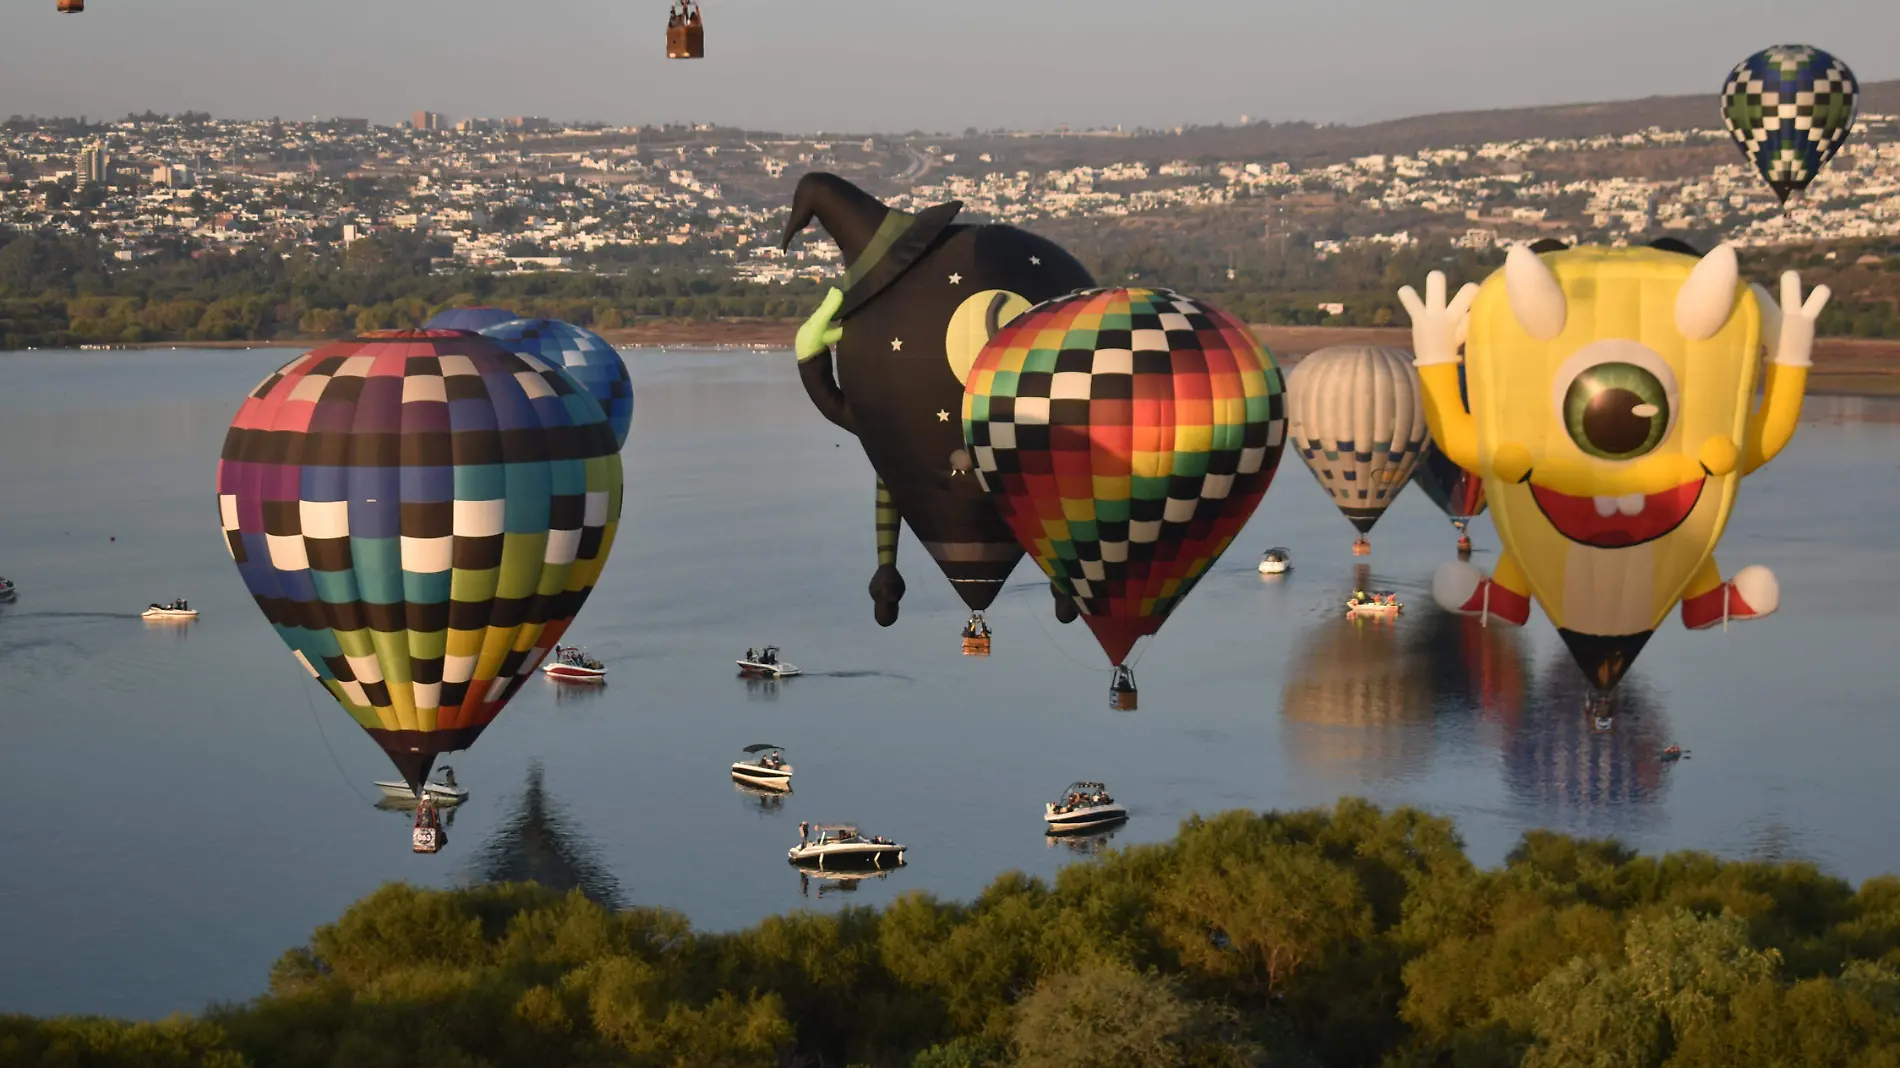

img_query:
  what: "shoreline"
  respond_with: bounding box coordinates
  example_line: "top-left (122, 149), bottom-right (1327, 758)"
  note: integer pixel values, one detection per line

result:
top-left (36, 321), bottom-right (1900, 398)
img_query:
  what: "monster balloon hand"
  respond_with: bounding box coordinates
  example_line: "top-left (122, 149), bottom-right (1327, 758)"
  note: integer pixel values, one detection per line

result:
top-left (781, 172), bottom-right (1096, 634)
top-left (1398, 242), bottom-right (1825, 693)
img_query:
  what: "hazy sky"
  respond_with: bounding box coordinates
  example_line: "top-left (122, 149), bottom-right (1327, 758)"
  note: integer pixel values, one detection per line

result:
top-left (2, 0), bottom-right (1892, 133)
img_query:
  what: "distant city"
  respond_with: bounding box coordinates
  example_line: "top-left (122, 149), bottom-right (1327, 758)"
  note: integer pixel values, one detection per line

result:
top-left (5, 104), bottom-right (1900, 289)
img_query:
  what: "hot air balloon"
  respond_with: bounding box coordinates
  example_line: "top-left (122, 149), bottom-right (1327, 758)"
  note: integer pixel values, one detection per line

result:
top-left (1284, 345), bottom-right (1428, 556)
top-left (963, 287), bottom-right (1288, 708)
top-left (217, 330), bottom-right (624, 833)
top-left (784, 172), bottom-right (1096, 643)
top-left (1398, 241), bottom-right (1827, 695)
top-left (424, 306), bottom-right (522, 333)
top-left (480, 318), bottom-right (633, 450)
top-left (1722, 45), bottom-right (1858, 205)
top-left (1414, 442), bottom-right (1486, 555)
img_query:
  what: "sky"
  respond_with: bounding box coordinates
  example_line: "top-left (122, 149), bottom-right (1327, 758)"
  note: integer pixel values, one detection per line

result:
top-left (0, 0), bottom-right (1892, 134)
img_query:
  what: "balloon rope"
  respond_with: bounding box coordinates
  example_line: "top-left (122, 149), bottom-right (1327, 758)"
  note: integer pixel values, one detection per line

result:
top-left (1012, 588), bottom-right (1100, 673)
top-left (302, 680), bottom-right (373, 805)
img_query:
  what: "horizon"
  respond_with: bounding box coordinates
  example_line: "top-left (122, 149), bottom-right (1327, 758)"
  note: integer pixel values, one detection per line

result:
top-left (1, 0), bottom-right (1893, 134)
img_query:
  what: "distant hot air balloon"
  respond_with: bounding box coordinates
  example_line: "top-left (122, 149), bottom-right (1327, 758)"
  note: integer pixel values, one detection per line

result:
top-left (963, 287), bottom-right (1288, 708)
top-left (480, 318), bottom-right (633, 450)
top-left (424, 306), bottom-right (522, 333)
top-left (1284, 345), bottom-right (1428, 556)
top-left (784, 172), bottom-right (1096, 641)
top-left (57, 0), bottom-right (84, 12)
top-left (1722, 45), bottom-right (1858, 204)
top-left (1413, 441), bottom-right (1486, 554)
top-left (217, 331), bottom-right (623, 807)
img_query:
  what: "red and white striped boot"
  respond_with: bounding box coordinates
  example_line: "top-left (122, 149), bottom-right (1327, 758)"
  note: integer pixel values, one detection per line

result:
top-left (1681, 566), bottom-right (1779, 630)
top-left (1433, 561), bottom-right (1531, 626)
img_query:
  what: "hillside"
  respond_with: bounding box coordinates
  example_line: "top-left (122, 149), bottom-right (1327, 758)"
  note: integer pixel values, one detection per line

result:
top-left (899, 80), bottom-right (1900, 176)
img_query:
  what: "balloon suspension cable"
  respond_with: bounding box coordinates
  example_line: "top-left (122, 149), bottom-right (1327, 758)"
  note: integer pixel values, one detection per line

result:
top-left (302, 679), bottom-right (373, 805)
top-left (1012, 584), bottom-right (1102, 673)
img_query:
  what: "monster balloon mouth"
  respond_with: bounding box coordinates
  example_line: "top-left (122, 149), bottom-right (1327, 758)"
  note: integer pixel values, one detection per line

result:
top-left (1529, 476), bottom-right (1704, 548)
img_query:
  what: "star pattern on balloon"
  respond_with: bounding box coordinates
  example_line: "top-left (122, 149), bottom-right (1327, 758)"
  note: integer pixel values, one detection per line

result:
top-left (936, 409), bottom-right (949, 422)
top-left (890, 337), bottom-right (903, 351)
top-left (948, 273), bottom-right (962, 285)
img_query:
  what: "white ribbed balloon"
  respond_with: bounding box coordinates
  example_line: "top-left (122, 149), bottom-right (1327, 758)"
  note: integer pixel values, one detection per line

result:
top-left (1285, 345), bottom-right (1428, 535)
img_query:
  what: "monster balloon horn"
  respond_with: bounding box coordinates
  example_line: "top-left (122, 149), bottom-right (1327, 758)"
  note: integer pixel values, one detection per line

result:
top-left (1398, 240), bottom-right (1827, 694)
top-left (782, 172), bottom-right (1095, 644)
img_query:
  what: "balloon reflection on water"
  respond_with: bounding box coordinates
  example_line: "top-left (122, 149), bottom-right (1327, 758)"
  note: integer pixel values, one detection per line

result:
top-left (469, 760), bottom-right (622, 909)
top-left (1500, 659), bottom-right (1674, 834)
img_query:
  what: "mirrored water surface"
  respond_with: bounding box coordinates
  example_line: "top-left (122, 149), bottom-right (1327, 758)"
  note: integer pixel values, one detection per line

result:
top-left (2, 347), bottom-right (1896, 1017)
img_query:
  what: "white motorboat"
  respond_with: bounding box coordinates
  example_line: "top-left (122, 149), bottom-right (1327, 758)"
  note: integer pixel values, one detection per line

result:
top-left (0, 577), bottom-right (16, 601)
top-left (1258, 547), bottom-right (1290, 575)
top-left (788, 822), bottom-right (905, 870)
top-left (1045, 781), bottom-right (1129, 834)
top-left (731, 743), bottom-right (792, 790)
top-left (1345, 591), bottom-right (1402, 616)
top-left (542, 644), bottom-right (607, 681)
top-left (142, 599), bottom-right (197, 620)
top-left (738, 645), bottom-right (801, 678)
top-left (373, 766), bottom-right (468, 805)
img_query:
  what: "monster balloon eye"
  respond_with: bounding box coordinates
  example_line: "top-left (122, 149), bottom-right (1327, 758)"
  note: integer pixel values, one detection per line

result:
top-left (1561, 362), bottom-right (1673, 461)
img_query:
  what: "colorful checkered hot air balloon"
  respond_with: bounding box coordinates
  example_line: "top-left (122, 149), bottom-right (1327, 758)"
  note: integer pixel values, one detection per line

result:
top-left (1722, 45), bottom-right (1858, 204)
top-left (962, 288), bottom-right (1287, 706)
top-left (217, 331), bottom-right (623, 797)
top-left (480, 318), bottom-right (634, 450)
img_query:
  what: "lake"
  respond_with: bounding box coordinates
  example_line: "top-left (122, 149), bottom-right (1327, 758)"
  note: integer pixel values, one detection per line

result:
top-left (1, 347), bottom-right (1896, 1019)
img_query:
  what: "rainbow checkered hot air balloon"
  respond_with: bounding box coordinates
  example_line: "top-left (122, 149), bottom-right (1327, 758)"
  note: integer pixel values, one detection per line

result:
top-left (962, 288), bottom-right (1287, 703)
top-left (217, 331), bottom-right (623, 794)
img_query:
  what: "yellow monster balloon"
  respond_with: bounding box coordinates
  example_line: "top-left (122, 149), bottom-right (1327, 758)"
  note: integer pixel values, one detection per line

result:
top-left (1397, 241), bottom-right (1828, 691)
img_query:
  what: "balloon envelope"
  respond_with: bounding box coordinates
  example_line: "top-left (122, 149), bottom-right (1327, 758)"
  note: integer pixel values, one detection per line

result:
top-left (1722, 45), bottom-right (1858, 203)
top-left (1285, 345), bottom-right (1428, 534)
top-left (1414, 441), bottom-right (1486, 530)
top-left (963, 287), bottom-right (1288, 665)
top-left (216, 331), bottom-right (624, 790)
top-left (424, 307), bottom-right (522, 332)
top-left (480, 318), bottom-right (633, 450)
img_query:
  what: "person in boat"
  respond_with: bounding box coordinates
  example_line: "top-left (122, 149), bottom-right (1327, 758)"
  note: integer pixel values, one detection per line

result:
top-left (441, 767), bottom-right (457, 789)
top-left (798, 820), bottom-right (809, 844)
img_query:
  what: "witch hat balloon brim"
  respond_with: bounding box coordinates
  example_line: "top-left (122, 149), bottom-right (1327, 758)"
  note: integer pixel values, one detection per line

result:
top-left (780, 172), bottom-right (963, 320)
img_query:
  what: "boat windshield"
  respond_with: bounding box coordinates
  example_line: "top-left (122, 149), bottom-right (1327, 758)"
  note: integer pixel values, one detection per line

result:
top-left (1053, 781), bottom-right (1111, 807)
top-left (812, 823), bottom-right (859, 839)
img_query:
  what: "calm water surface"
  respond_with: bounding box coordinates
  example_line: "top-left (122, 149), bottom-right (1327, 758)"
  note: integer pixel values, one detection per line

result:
top-left (2, 348), bottom-right (1897, 1018)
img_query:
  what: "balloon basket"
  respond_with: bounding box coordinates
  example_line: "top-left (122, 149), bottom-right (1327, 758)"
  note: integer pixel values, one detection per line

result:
top-left (1351, 539), bottom-right (1371, 557)
top-left (1457, 535), bottom-right (1473, 554)
top-left (961, 636), bottom-right (991, 657)
top-left (1109, 665), bottom-right (1138, 711)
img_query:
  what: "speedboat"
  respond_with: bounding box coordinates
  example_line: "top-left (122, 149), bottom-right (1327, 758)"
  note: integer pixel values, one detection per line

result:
top-left (1345, 591), bottom-right (1401, 615)
top-left (1258, 547), bottom-right (1290, 574)
top-left (788, 822), bottom-right (905, 870)
top-left (1660, 745), bottom-right (1688, 762)
top-left (142, 599), bottom-right (197, 620)
top-left (738, 646), bottom-right (801, 678)
top-left (731, 743), bottom-right (792, 790)
top-left (373, 767), bottom-right (468, 805)
top-left (0, 577), bottom-right (16, 601)
top-left (542, 644), bottom-right (607, 681)
top-left (961, 611), bottom-right (992, 656)
top-left (1045, 781), bottom-right (1129, 834)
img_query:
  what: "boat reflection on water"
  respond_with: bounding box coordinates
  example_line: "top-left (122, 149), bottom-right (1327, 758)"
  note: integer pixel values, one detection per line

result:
top-left (742, 676), bottom-right (785, 702)
top-left (375, 794), bottom-right (461, 829)
top-left (469, 760), bottom-right (623, 908)
top-left (1045, 824), bottom-right (1120, 856)
top-left (733, 779), bottom-right (790, 814)
top-left (551, 678), bottom-right (611, 707)
top-left (797, 867), bottom-right (898, 899)
top-left (1500, 657), bottom-right (1673, 835)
